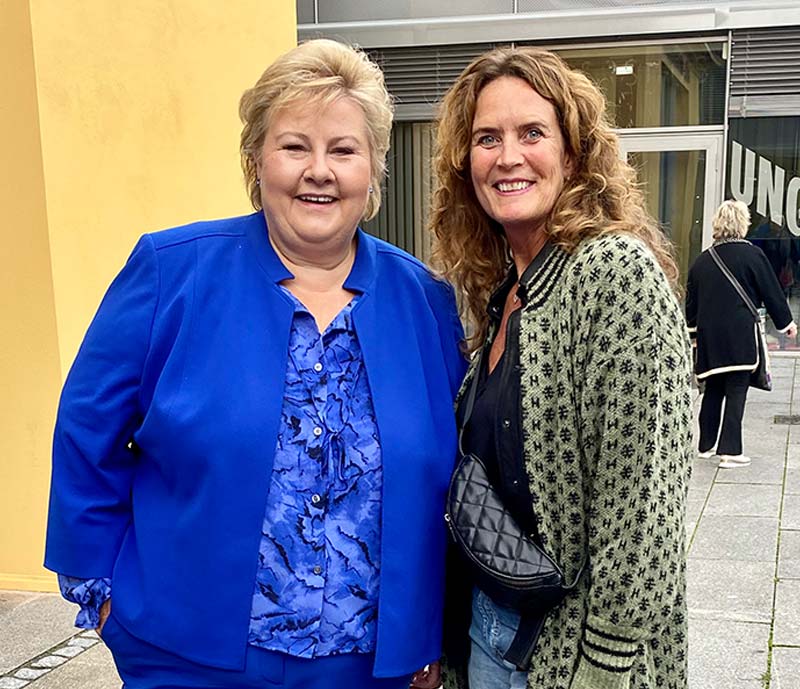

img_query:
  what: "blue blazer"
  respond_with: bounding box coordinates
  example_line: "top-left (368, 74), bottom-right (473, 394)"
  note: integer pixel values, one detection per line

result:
top-left (45, 213), bottom-right (466, 676)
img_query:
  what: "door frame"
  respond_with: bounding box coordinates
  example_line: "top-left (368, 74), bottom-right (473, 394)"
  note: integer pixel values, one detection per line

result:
top-left (617, 127), bottom-right (725, 250)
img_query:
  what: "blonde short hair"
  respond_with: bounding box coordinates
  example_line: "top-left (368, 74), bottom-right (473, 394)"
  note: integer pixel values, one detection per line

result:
top-left (239, 39), bottom-right (393, 220)
top-left (712, 200), bottom-right (750, 240)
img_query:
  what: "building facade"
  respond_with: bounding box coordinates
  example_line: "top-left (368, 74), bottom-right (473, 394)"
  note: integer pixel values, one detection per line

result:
top-left (300, 0), bottom-right (800, 349)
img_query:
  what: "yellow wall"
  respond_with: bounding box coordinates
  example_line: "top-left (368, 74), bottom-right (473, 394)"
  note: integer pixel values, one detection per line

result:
top-left (0, 0), bottom-right (63, 591)
top-left (1, 0), bottom-right (296, 592)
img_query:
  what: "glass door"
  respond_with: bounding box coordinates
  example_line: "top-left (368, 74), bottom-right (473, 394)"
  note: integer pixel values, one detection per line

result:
top-left (618, 130), bottom-right (724, 286)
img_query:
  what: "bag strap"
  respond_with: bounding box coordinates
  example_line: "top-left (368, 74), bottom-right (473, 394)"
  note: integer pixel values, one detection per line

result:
top-left (708, 246), bottom-right (760, 320)
top-left (457, 345), bottom-right (487, 457)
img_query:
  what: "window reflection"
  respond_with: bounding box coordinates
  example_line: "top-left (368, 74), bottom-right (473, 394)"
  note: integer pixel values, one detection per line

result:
top-left (553, 42), bottom-right (726, 128)
top-left (628, 150), bottom-right (706, 284)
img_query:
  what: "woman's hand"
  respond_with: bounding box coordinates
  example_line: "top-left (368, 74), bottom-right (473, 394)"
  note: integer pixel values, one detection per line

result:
top-left (786, 322), bottom-right (798, 339)
top-left (96, 598), bottom-right (111, 637)
top-left (410, 661), bottom-right (441, 689)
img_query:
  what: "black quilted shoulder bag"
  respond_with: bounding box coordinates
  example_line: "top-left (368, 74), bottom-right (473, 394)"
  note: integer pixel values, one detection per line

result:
top-left (445, 348), bottom-right (584, 669)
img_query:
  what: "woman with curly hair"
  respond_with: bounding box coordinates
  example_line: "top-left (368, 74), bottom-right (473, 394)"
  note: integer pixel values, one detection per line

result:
top-left (429, 46), bottom-right (692, 689)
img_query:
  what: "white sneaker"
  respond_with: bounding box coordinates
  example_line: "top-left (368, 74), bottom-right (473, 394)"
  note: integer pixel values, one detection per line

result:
top-left (698, 450), bottom-right (715, 459)
top-left (718, 454), bottom-right (751, 468)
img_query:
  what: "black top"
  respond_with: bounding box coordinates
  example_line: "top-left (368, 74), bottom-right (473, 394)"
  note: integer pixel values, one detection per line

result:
top-left (686, 239), bottom-right (793, 377)
top-left (458, 243), bottom-right (556, 538)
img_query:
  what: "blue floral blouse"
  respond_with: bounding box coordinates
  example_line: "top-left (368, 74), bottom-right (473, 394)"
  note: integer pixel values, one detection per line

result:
top-left (59, 287), bottom-right (383, 658)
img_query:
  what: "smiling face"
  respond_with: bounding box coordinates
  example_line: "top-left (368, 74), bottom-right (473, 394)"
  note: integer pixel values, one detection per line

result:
top-left (256, 97), bottom-right (373, 259)
top-left (470, 76), bottom-right (573, 239)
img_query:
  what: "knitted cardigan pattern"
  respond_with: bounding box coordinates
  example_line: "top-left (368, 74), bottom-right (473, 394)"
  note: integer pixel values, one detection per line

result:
top-left (448, 234), bottom-right (692, 689)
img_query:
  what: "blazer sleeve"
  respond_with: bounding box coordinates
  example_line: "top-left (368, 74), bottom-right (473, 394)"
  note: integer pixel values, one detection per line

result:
top-left (45, 235), bottom-right (159, 578)
top-left (754, 248), bottom-right (793, 330)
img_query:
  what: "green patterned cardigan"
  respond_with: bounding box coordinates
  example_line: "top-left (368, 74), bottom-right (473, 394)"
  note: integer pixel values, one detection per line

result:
top-left (445, 233), bottom-right (693, 689)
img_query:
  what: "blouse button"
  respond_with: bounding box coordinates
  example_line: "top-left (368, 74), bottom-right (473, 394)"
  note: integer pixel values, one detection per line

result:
top-left (311, 494), bottom-right (321, 505)
top-left (313, 565), bottom-right (323, 575)
top-left (313, 426), bottom-right (323, 437)
top-left (313, 362), bottom-right (323, 373)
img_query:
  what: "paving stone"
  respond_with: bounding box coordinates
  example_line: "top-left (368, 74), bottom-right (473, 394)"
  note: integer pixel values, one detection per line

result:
top-left (26, 640), bottom-right (119, 689)
top-left (78, 631), bottom-right (98, 639)
top-left (778, 529), bottom-right (800, 579)
top-left (688, 459), bottom-right (717, 492)
top-left (688, 618), bottom-right (769, 689)
top-left (688, 515), bottom-right (777, 562)
top-left (30, 656), bottom-right (68, 669)
top-left (744, 402), bottom-right (792, 424)
top-left (784, 494), bottom-right (800, 530)
top-left (0, 678), bottom-right (29, 689)
top-left (0, 593), bottom-right (78, 674)
top-left (65, 638), bottom-right (97, 649)
top-left (12, 669), bottom-right (48, 680)
top-left (685, 489), bottom-right (709, 526)
top-left (703, 483), bottom-right (782, 519)
top-left (51, 646), bottom-right (83, 659)
top-left (774, 579), bottom-right (800, 645)
top-left (785, 466), bottom-right (800, 495)
top-left (714, 454), bottom-right (785, 485)
top-left (787, 425), bottom-right (800, 447)
top-left (771, 646), bottom-right (800, 689)
top-left (687, 559), bottom-right (774, 623)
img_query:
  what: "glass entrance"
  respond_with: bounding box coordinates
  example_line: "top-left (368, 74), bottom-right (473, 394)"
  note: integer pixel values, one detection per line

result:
top-left (618, 130), bottom-right (724, 286)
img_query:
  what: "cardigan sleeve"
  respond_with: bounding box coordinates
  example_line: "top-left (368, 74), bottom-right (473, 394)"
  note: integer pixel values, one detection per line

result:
top-left (44, 235), bottom-right (159, 578)
top-left (572, 332), bottom-right (691, 689)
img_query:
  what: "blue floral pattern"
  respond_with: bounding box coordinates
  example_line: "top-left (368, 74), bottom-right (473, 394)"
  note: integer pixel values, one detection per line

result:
top-left (248, 288), bottom-right (382, 657)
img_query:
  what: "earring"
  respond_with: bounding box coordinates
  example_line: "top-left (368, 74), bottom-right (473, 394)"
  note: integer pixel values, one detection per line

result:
top-left (256, 178), bottom-right (261, 186)
top-left (368, 186), bottom-right (374, 194)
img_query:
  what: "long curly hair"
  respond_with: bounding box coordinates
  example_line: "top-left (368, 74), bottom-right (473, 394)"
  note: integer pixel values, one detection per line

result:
top-left (430, 46), bottom-right (679, 350)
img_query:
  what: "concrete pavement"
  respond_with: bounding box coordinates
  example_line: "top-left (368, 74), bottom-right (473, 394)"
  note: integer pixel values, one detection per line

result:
top-left (2, 358), bottom-right (800, 688)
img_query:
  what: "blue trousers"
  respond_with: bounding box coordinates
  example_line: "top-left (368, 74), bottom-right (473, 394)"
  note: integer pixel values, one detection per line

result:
top-left (101, 612), bottom-right (412, 689)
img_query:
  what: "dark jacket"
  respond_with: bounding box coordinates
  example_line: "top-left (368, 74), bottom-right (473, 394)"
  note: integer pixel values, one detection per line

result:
top-left (686, 239), bottom-right (793, 378)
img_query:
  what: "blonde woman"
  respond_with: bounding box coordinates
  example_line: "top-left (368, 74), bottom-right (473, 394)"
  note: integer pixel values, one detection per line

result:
top-left (45, 39), bottom-right (465, 689)
top-left (431, 46), bottom-right (692, 689)
top-left (687, 199), bottom-right (796, 468)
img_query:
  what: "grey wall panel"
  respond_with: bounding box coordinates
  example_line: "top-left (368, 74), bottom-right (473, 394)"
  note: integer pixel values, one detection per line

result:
top-left (519, 0), bottom-right (726, 9)
top-left (316, 0), bottom-right (512, 23)
top-left (369, 43), bottom-right (495, 108)
top-left (296, 0), bottom-right (315, 24)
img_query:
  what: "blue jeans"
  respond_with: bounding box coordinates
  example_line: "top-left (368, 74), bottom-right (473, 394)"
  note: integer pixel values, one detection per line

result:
top-left (468, 589), bottom-right (528, 689)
